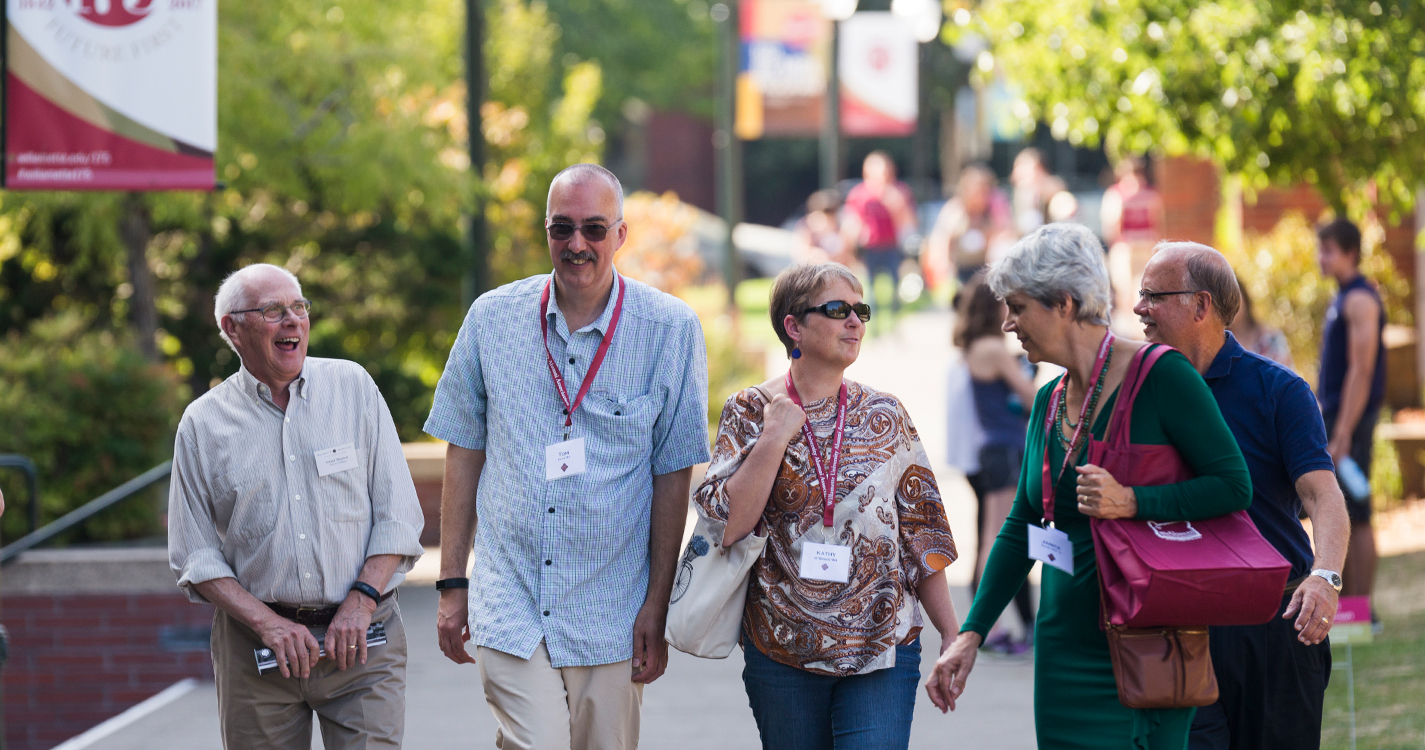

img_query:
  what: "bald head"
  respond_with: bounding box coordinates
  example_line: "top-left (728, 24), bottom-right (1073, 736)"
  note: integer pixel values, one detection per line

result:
top-left (546, 163), bottom-right (624, 218)
top-left (1150, 242), bottom-right (1241, 326)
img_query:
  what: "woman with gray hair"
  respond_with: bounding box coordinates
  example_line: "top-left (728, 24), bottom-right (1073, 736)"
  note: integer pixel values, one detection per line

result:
top-left (923, 224), bottom-right (1251, 748)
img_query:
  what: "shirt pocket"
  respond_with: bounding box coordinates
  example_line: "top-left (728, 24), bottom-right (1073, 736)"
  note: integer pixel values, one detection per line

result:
top-left (584, 391), bottom-right (661, 468)
top-left (214, 464), bottom-right (277, 543)
top-left (320, 462), bottom-right (371, 523)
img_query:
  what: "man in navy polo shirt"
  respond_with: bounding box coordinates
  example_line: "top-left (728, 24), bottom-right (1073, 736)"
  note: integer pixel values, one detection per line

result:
top-left (1136, 242), bottom-right (1350, 750)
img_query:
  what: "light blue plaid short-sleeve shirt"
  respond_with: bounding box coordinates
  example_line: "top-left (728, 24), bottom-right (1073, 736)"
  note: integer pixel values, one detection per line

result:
top-left (424, 271), bottom-right (711, 667)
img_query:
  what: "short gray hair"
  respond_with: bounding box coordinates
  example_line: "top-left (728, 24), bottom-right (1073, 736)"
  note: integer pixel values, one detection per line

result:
top-left (987, 223), bottom-right (1111, 325)
top-left (214, 263), bottom-right (303, 352)
top-left (547, 163), bottom-right (624, 218)
top-left (1153, 241), bottom-right (1242, 326)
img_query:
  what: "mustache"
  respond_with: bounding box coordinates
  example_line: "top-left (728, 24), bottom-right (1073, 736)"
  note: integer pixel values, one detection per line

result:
top-left (560, 249), bottom-right (596, 264)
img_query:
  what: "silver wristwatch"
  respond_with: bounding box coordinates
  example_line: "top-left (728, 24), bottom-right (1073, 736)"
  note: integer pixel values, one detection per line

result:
top-left (1309, 569), bottom-right (1343, 592)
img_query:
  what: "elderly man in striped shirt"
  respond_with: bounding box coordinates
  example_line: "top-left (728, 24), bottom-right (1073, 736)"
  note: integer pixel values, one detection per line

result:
top-left (425, 164), bottom-right (711, 749)
top-left (168, 263), bottom-right (425, 749)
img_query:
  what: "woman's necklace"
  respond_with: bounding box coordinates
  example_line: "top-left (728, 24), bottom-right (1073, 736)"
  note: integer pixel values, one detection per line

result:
top-left (1054, 344), bottom-right (1113, 452)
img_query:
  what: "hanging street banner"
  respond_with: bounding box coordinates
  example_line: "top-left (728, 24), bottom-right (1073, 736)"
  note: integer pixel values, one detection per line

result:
top-left (5, 0), bottom-right (216, 191)
top-left (735, 0), bottom-right (830, 140)
top-left (839, 11), bottom-right (917, 137)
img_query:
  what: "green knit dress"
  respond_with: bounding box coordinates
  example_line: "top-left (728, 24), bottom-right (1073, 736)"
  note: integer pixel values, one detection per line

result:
top-left (963, 348), bottom-right (1252, 750)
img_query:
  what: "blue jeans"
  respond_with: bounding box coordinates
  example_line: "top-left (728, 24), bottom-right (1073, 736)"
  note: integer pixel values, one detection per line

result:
top-left (741, 633), bottom-right (921, 750)
top-left (860, 246), bottom-right (903, 315)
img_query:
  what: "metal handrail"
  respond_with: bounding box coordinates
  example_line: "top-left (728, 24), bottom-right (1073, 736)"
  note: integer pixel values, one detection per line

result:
top-left (0, 461), bottom-right (172, 565)
top-left (0, 454), bottom-right (40, 536)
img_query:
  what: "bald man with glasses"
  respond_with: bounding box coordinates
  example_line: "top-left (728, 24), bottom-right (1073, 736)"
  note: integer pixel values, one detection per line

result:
top-left (425, 164), bottom-right (710, 749)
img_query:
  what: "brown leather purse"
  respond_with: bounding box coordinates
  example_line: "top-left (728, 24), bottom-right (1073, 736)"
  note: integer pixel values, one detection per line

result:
top-left (1104, 623), bottom-right (1219, 709)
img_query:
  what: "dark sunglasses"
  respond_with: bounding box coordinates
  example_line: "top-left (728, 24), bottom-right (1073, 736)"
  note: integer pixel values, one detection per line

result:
top-left (801, 300), bottom-right (871, 322)
top-left (546, 220), bottom-right (621, 242)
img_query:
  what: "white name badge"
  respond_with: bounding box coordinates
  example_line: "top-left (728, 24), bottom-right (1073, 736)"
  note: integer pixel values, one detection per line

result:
top-left (545, 437), bottom-right (587, 481)
top-left (798, 542), bottom-right (851, 583)
top-left (315, 444), bottom-right (359, 477)
top-left (1028, 523), bottom-right (1075, 575)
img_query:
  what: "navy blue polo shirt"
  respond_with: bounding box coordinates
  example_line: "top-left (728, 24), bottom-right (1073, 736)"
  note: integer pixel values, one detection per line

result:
top-left (1203, 332), bottom-right (1335, 579)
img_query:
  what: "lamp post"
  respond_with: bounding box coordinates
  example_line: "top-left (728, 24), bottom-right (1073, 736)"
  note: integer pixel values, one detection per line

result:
top-left (713, 2), bottom-right (742, 306)
top-left (817, 0), bottom-right (857, 191)
top-left (463, 0), bottom-right (488, 308)
top-left (892, 0), bottom-right (944, 200)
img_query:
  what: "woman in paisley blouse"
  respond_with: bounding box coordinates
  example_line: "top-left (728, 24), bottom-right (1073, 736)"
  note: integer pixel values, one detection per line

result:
top-left (694, 263), bottom-right (960, 749)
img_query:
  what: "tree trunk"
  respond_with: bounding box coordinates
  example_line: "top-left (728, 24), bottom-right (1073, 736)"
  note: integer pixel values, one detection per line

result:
top-left (120, 192), bottom-right (159, 362)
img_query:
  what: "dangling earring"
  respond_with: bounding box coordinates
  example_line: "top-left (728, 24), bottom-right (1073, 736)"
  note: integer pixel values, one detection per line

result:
top-left (791, 347), bottom-right (802, 359)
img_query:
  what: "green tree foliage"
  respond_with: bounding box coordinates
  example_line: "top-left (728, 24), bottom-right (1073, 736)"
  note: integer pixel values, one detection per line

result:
top-left (542, 0), bottom-right (717, 123)
top-left (0, 315), bottom-right (185, 542)
top-left (954, 0), bottom-right (1425, 214)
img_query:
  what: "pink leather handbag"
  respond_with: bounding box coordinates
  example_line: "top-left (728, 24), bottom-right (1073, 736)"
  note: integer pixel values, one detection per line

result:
top-left (1086, 344), bottom-right (1291, 628)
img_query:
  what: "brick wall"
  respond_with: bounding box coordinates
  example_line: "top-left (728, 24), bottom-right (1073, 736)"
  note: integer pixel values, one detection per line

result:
top-left (3, 594), bottom-right (214, 750)
top-left (1159, 156), bottom-right (1220, 246)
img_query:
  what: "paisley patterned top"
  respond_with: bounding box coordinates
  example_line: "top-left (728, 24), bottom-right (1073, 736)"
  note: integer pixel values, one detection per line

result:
top-left (694, 382), bottom-right (957, 676)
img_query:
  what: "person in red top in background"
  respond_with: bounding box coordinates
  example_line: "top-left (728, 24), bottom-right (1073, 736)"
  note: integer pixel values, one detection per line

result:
top-left (841, 151), bottom-right (917, 319)
top-left (1101, 155), bottom-right (1165, 329)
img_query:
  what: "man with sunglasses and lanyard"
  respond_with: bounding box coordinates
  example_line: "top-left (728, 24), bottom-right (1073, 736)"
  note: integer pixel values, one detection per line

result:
top-left (425, 163), bottom-right (710, 749)
top-left (169, 263), bottom-right (426, 749)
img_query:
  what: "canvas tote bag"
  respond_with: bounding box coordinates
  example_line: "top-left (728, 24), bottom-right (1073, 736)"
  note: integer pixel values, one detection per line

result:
top-left (665, 385), bottom-right (773, 659)
top-left (1086, 344), bottom-right (1291, 629)
top-left (664, 516), bottom-right (767, 658)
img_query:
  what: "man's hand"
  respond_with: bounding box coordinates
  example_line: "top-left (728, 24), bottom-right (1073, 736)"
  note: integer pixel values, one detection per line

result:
top-left (926, 631), bottom-right (982, 713)
top-left (326, 591), bottom-right (377, 671)
top-left (255, 611), bottom-right (322, 679)
top-left (437, 589), bottom-right (476, 665)
top-left (1076, 464), bottom-right (1138, 519)
top-left (1284, 575), bottom-right (1340, 646)
top-left (630, 603), bottom-right (669, 684)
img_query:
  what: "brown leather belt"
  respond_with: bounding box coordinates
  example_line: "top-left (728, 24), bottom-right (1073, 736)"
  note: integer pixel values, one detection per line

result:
top-left (266, 591), bottom-right (393, 628)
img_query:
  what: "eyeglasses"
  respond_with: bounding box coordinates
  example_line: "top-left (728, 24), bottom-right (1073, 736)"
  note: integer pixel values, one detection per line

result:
top-left (1137, 289), bottom-right (1198, 307)
top-left (801, 300), bottom-right (872, 322)
top-left (546, 219), bottom-right (622, 242)
top-left (230, 299), bottom-right (312, 322)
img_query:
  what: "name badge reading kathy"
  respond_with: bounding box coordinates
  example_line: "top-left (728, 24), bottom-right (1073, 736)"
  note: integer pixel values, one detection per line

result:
top-left (315, 443), bottom-right (359, 477)
top-left (545, 437), bottom-right (587, 481)
top-left (798, 542), bottom-right (850, 583)
top-left (1028, 523), bottom-right (1075, 575)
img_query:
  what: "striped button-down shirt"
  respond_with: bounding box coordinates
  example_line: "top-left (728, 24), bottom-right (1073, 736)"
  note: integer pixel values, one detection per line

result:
top-left (424, 272), bottom-right (711, 667)
top-left (168, 358), bottom-right (425, 606)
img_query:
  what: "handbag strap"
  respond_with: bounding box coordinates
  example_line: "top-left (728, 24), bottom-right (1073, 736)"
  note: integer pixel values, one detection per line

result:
top-left (1102, 344), bottom-right (1178, 451)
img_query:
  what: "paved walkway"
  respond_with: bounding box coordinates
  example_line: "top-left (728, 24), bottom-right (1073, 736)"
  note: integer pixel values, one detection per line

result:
top-left (85, 309), bottom-right (1038, 749)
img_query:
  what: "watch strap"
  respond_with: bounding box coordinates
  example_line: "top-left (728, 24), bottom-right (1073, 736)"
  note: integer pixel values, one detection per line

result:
top-left (350, 581), bottom-right (382, 603)
top-left (436, 577), bottom-right (471, 591)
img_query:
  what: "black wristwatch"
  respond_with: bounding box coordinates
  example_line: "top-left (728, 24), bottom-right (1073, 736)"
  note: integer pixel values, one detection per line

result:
top-left (350, 581), bottom-right (382, 604)
top-left (436, 577), bottom-right (470, 591)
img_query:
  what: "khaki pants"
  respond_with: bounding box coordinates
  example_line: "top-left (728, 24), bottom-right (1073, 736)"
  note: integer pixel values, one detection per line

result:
top-left (477, 642), bottom-right (643, 750)
top-left (211, 596), bottom-right (407, 750)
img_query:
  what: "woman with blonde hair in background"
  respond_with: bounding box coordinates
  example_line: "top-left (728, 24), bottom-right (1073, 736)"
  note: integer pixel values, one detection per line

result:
top-left (695, 262), bottom-right (959, 749)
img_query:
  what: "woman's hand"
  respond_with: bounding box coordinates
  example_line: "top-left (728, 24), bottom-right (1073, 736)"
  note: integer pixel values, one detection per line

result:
top-left (1075, 464), bottom-right (1137, 519)
top-left (925, 631), bottom-right (982, 713)
top-left (761, 394), bottom-right (807, 447)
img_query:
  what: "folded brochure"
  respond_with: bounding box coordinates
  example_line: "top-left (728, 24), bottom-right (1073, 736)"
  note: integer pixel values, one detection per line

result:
top-left (255, 621), bottom-right (387, 674)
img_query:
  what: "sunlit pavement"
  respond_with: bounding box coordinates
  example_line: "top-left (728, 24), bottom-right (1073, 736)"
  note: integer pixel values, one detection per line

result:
top-left (86, 309), bottom-right (1036, 750)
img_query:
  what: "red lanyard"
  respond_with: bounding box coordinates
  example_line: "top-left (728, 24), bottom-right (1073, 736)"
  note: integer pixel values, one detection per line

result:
top-left (1040, 332), bottom-right (1114, 525)
top-left (784, 372), bottom-right (849, 527)
top-left (539, 274), bottom-right (626, 437)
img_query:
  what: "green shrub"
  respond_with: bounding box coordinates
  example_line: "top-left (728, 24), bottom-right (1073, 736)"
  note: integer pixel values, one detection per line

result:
top-left (0, 315), bottom-right (186, 545)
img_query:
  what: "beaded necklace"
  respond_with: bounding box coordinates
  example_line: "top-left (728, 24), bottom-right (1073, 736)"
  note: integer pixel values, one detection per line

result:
top-left (1054, 343), bottom-right (1114, 455)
